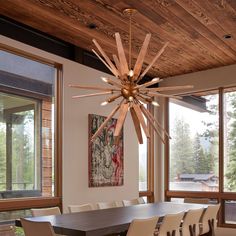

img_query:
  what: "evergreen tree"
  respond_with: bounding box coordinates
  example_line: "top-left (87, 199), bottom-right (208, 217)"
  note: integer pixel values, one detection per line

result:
top-left (170, 118), bottom-right (194, 180)
top-left (225, 93), bottom-right (236, 191)
top-left (193, 133), bottom-right (210, 174)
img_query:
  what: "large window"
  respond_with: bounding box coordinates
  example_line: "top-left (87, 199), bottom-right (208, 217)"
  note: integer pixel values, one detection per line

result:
top-left (0, 47), bottom-right (62, 222)
top-left (167, 89), bottom-right (236, 227)
top-left (169, 94), bottom-right (219, 192)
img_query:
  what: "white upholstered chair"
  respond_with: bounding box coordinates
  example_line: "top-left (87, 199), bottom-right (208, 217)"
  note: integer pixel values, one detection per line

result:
top-left (199, 204), bottom-right (220, 235)
top-left (126, 216), bottom-right (159, 236)
top-left (181, 208), bottom-right (204, 236)
top-left (97, 201), bottom-right (119, 209)
top-left (21, 218), bottom-right (56, 236)
top-left (157, 212), bottom-right (184, 236)
top-left (68, 203), bottom-right (93, 213)
top-left (122, 197), bottom-right (145, 206)
top-left (31, 207), bottom-right (61, 217)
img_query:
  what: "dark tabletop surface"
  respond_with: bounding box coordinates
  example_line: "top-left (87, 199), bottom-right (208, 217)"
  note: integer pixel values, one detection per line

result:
top-left (16, 202), bottom-right (208, 236)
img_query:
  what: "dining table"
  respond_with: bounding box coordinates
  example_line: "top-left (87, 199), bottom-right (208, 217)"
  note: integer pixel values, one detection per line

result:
top-left (15, 202), bottom-right (208, 236)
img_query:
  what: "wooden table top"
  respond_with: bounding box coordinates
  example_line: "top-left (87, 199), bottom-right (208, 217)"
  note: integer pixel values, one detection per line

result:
top-left (15, 202), bottom-right (208, 236)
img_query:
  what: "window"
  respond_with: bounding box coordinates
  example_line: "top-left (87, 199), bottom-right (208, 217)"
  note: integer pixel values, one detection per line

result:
top-left (169, 94), bottom-right (219, 192)
top-left (0, 46), bottom-right (62, 221)
top-left (166, 89), bottom-right (236, 227)
top-left (224, 91), bottom-right (236, 192)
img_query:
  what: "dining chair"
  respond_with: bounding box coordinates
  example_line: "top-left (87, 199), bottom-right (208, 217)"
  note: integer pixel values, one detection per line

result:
top-left (126, 216), bottom-right (159, 236)
top-left (97, 201), bottom-right (119, 209)
top-left (181, 208), bottom-right (204, 236)
top-left (157, 211), bottom-right (185, 236)
top-left (199, 204), bottom-right (220, 236)
top-left (68, 203), bottom-right (93, 213)
top-left (0, 225), bottom-right (15, 236)
top-left (31, 207), bottom-right (61, 217)
top-left (122, 197), bottom-right (145, 206)
top-left (184, 198), bottom-right (210, 204)
top-left (21, 218), bottom-right (56, 236)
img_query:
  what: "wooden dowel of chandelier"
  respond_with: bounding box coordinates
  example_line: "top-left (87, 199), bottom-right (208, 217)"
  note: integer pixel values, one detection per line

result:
top-left (135, 78), bottom-right (161, 89)
top-left (132, 103), bottom-right (150, 138)
top-left (92, 49), bottom-right (116, 76)
top-left (140, 42), bottom-right (169, 80)
top-left (92, 39), bottom-right (120, 77)
top-left (140, 104), bottom-right (171, 139)
top-left (91, 104), bottom-right (121, 141)
top-left (130, 107), bottom-right (143, 144)
top-left (69, 84), bottom-right (120, 92)
top-left (72, 91), bottom-right (113, 99)
top-left (146, 92), bottom-right (182, 99)
top-left (115, 33), bottom-right (129, 75)
top-left (133, 33), bottom-right (151, 79)
top-left (140, 105), bottom-right (166, 143)
top-left (114, 103), bottom-right (129, 137)
top-left (113, 54), bottom-right (121, 76)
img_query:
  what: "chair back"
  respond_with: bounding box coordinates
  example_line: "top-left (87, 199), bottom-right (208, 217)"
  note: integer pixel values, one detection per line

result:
top-left (21, 218), bottom-right (55, 236)
top-left (184, 198), bottom-right (210, 204)
top-left (158, 212), bottom-right (184, 236)
top-left (200, 204), bottom-right (220, 235)
top-left (68, 203), bottom-right (93, 213)
top-left (182, 208), bottom-right (204, 236)
top-left (97, 201), bottom-right (118, 209)
top-left (123, 197), bottom-right (145, 206)
top-left (31, 207), bottom-right (61, 217)
top-left (126, 216), bottom-right (159, 236)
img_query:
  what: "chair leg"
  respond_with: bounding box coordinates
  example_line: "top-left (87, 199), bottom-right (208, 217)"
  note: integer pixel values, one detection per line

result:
top-left (189, 224), bottom-right (196, 236)
top-left (208, 219), bottom-right (215, 236)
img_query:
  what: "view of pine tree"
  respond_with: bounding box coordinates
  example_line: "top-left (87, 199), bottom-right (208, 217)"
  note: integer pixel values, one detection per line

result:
top-left (0, 125), bottom-right (6, 190)
top-left (170, 118), bottom-right (194, 180)
top-left (11, 111), bottom-right (34, 190)
top-left (193, 133), bottom-right (210, 174)
top-left (225, 93), bottom-right (236, 191)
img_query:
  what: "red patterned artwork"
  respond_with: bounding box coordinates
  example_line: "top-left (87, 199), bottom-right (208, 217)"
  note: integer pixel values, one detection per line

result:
top-left (88, 114), bottom-right (124, 187)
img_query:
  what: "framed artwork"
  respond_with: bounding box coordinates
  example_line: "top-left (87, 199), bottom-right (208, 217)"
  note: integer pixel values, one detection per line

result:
top-left (88, 114), bottom-right (124, 187)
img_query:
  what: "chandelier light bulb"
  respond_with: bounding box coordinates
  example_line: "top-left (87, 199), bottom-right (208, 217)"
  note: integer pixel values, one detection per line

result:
top-left (128, 69), bottom-right (134, 77)
top-left (151, 101), bottom-right (160, 107)
top-left (128, 96), bottom-right (134, 102)
top-left (101, 101), bottom-right (108, 106)
top-left (101, 77), bottom-right (108, 83)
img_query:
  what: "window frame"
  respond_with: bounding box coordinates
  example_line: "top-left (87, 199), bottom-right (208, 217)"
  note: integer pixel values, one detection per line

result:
top-left (165, 87), bottom-right (236, 227)
top-left (0, 44), bottom-right (63, 212)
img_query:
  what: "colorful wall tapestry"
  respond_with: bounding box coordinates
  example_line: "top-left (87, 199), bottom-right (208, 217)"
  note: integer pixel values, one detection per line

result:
top-left (88, 114), bottom-right (124, 187)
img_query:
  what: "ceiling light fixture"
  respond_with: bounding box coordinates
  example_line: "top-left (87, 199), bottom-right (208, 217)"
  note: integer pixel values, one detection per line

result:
top-left (70, 8), bottom-right (193, 144)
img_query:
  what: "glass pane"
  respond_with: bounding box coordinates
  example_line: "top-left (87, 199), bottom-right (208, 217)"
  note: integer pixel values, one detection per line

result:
top-left (224, 91), bottom-right (236, 192)
top-left (169, 94), bottom-right (219, 191)
top-left (225, 200), bottom-right (236, 224)
top-left (0, 92), bottom-right (40, 197)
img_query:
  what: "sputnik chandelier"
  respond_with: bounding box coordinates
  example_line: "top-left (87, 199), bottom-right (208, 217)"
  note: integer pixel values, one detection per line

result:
top-left (70, 9), bottom-right (192, 144)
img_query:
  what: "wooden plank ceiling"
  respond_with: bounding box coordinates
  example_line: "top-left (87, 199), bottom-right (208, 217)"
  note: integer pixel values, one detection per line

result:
top-left (1, 0), bottom-right (236, 78)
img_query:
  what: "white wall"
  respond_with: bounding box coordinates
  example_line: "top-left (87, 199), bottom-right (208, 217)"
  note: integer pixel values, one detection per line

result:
top-left (0, 35), bottom-right (139, 212)
top-left (161, 64), bottom-right (236, 94)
